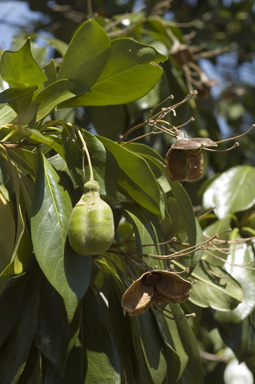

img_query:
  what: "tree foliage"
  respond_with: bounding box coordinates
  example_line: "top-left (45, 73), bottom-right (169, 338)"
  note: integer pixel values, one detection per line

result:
top-left (0, 1), bottom-right (255, 383)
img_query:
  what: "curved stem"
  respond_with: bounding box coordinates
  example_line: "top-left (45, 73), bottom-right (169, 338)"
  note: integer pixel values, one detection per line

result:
top-left (77, 129), bottom-right (94, 181)
top-left (215, 124), bottom-right (255, 144)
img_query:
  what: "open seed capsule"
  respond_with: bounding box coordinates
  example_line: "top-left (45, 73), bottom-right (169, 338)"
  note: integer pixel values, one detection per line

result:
top-left (121, 270), bottom-right (192, 315)
top-left (166, 138), bottom-right (218, 182)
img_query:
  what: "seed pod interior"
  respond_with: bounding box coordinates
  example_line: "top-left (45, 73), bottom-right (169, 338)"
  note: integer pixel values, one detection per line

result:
top-left (121, 275), bottom-right (153, 315)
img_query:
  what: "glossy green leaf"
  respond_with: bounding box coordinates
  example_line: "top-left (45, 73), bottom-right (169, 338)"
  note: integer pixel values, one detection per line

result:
top-left (126, 142), bottom-right (170, 194)
top-left (62, 126), bottom-right (118, 197)
top-left (214, 232), bottom-right (255, 325)
top-left (0, 269), bottom-right (28, 349)
top-left (0, 39), bottom-right (47, 89)
top-left (9, 104), bottom-right (63, 154)
top-left (64, 38), bottom-right (167, 107)
top-left (0, 161), bottom-right (27, 278)
top-left (43, 59), bottom-right (57, 86)
top-left (43, 343), bottom-right (83, 384)
top-left (0, 86), bottom-right (38, 105)
top-left (95, 260), bottom-right (138, 383)
top-left (187, 260), bottom-right (243, 311)
top-left (8, 148), bottom-right (36, 178)
top-left (203, 166), bottom-right (255, 219)
top-left (173, 304), bottom-right (204, 384)
top-left (83, 287), bottom-right (121, 384)
top-left (0, 104), bottom-right (16, 125)
top-left (10, 101), bottom-right (39, 127)
top-left (98, 136), bottom-right (161, 214)
top-left (0, 224), bottom-right (32, 278)
top-left (0, 186), bottom-right (16, 273)
top-left (57, 19), bottom-right (111, 89)
top-left (36, 79), bottom-right (89, 122)
top-left (169, 181), bottom-right (204, 270)
top-left (0, 266), bottom-right (43, 384)
top-left (35, 280), bottom-right (82, 376)
top-left (203, 216), bottom-right (232, 266)
top-left (131, 311), bottom-right (169, 384)
top-left (124, 204), bottom-right (161, 257)
top-left (155, 307), bottom-right (188, 380)
top-left (31, 151), bottom-right (91, 322)
top-left (90, 105), bottom-right (126, 140)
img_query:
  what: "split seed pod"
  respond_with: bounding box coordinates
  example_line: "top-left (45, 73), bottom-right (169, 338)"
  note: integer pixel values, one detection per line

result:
top-left (121, 270), bottom-right (192, 316)
top-left (166, 138), bottom-right (218, 182)
top-left (68, 180), bottom-right (114, 256)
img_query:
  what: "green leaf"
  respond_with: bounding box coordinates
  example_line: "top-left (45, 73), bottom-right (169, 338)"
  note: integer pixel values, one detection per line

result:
top-left (31, 151), bottom-right (91, 322)
top-left (173, 304), bottom-right (204, 384)
top-left (0, 39), bottom-right (47, 90)
top-left (43, 59), bottom-right (57, 85)
top-left (123, 204), bottom-right (161, 256)
top-left (95, 260), bottom-right (138, 383)
top-left (62, 127), bottom-right (118, 198)
top-left (57, 19), bottom-right (111, 89)
top-left (155, 306), bottom-right (188, 380)
top-left (90, 104), bottom-right (126, 140)
top-left (203, 165), bottom-right (255, 219)
top-left (187, 260), bottom-right (243, 311)
top-left (98, 136), bottom-right (161, 214)
top-left (0, 186), bottom-right (16, 273)
top-left (10, 101), bottom-right (39, 127)
top-left (35, 280), bottom-right (82, 376)
top-left (63, 38), bottom-right (167, 107)
top-left (0, 266), bottom-right (43, 384)
top-left (0, 104), bottom-right (16, 125)
top-left (36, 79), bottom-right (89, 122)
top-left (169, 181), bottom-right (204, 270)
top-left (214, 231), bottom-right (255, 325)
top-left (0, 270), bottom-right (28, 349)
top-left (0, 161), bottom-right (27, 280)
top-left (43, 343), bottom-right (84, 384)
top-left (8, 148), bottom-right (36, 178)
top-left (126, 142), bottom-right (170, 194)
top-left (83, 287), bottom-right (121, 384)
top-left (0, 86), bottom-right (38, 107)
top-left (131, 311), bottom-right (169, 384)
top-left (203, 216), bottom-right (232, 266)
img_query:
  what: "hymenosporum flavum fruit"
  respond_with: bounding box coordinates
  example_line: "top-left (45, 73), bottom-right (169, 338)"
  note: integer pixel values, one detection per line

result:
top-left (165, 137), bottom-right (218, 182)
top-left (68, 180), bottom-right (114, 255)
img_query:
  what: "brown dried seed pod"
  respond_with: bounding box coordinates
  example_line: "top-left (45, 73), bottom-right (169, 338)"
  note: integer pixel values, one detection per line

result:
top-left (166, 138), bottom-right (218, 182)
top-left (154, 270), bottom-right (192, 304)
top-left (121, 270), bottom-right (192, 315)
top-left (121, 274), bottom-right (153, 315)
top-left (142, 271), bottom-right (160, 286)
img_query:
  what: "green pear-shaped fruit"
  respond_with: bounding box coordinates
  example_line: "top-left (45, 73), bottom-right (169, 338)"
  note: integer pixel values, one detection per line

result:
top-left (68, 180), bottom-right (114, 255)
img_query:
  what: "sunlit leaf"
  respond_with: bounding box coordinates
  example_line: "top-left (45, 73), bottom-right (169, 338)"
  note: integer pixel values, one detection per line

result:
top-left (0, 39), bottom-right (47, 90)
top-left (62, 126), bottom-right (118, 197)
top-left (98, 136), bottom-right (161, 214)
top-left (31, 151), bottom-right (91, 322)
top-left (203, 166), bottom-right (255, 219)
top-left (57, 19), bottom-right (111, 89)
top-left (187, 260), bottom-right (243, 311)
top-left (63, 37), bottom-right (167, 107)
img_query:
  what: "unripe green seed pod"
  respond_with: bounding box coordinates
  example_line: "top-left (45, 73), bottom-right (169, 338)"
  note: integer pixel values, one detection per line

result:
top-left (68, 180), bottom-right (114, 256)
